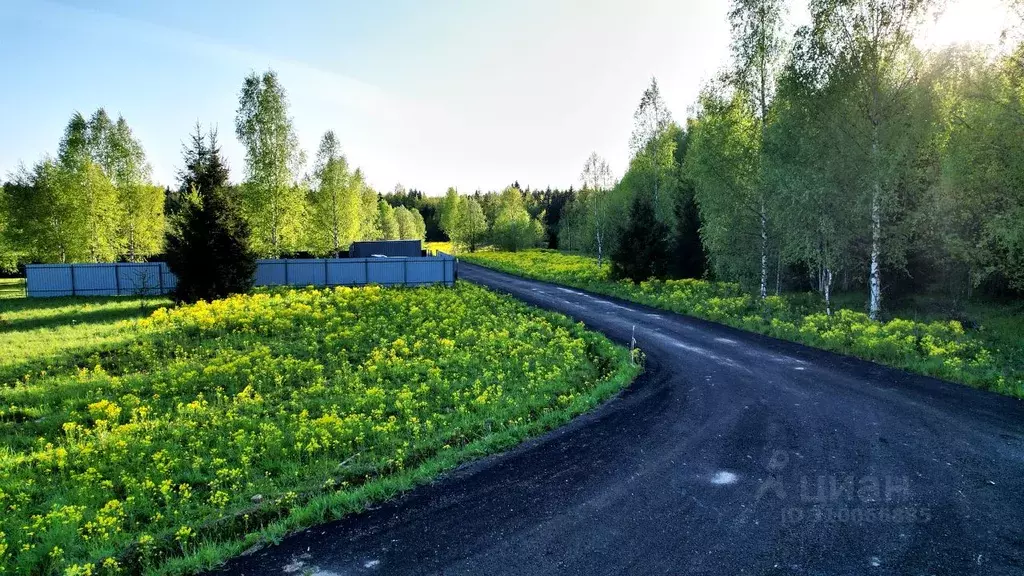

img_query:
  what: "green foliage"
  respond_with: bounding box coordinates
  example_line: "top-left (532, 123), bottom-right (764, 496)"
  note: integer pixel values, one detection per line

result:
top-left (165, 131), bottom-right (256, 304)
top-left (4, 110), bottom-right (162, 265)
top-left (438, 190), bottom-right (488, 252)
top-left (393, 205), bottom-right (416, 240)
top-left (235, 70), bottom-right (305, 257)
top-left (306, 131), bottom-right (361, 256)
top-left (687, 86), bottom-right (765, 288)
top-left (610, 193), bottom-right (669, 283)
top-left (108, 116), bottom-right (163, 261)
top-left (463, 249), bottom-right (1023, 398)
top-left (0, 283), bottom-right (635, 574)
top-left (166, 187), bottom-right (257, 304)
top-left (492, 187), bottom-right (543, 251)
top-left (439, 187), bottom-right (461, 240)
top-left (934, 45), bottom-right (1024, 292)
top-left (376, 200), bottom-right (400, 240)
top-left (357, 171), bottom-right (380, 241)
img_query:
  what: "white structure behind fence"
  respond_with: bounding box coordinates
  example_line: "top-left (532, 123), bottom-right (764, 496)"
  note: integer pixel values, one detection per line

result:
top-left (25, 255), bottom-right (456, 297)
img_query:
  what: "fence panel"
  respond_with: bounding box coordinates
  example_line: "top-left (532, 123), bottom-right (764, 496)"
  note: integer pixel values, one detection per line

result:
top-left (116, 263), bottom-right (166, 296)
top-left (26, 255), bottom-right (455, 297)
top-left (25, 265), bottom-right (74, 297)
top-left (326, 260), bottom-right (368, 286)
top-left (160, 263), bottom-right (178, 293)
top-left (255, 261), bottom-right (286, 286)
top-left (283, 259), bottom-right (327, 287)
top-left (406, 259), bottom-right (444, 286)
top-left (72, 264), bottom-right (118, 296)
top-left (366, 259), bottom-right (407, 286)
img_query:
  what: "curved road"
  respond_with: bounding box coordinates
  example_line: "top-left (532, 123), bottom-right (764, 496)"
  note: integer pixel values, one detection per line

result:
top-left (218, 263), bottom-right (1024, 575)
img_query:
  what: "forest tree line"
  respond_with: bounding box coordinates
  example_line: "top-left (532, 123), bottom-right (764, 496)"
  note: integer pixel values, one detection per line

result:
top-left (494, 0), bottom-right (1024, 319)
top-left (0, 71), bottom-right (434, 270)
top-left (2, 0), bottom-right (1022, 321)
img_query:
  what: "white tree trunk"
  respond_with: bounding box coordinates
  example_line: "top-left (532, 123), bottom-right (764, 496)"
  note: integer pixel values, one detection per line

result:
top-left (824, 266), bottom-right (833, 317)
top-left (759, 200), bottom-right (768, 299)
top-left (594, 196), bottom-right (604, 268)
top-left (869, 132), bottom-right (882, 321)
top-left (332, 190), bottom-right (340, 257)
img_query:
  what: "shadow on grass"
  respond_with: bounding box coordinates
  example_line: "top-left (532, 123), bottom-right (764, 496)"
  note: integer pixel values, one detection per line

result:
top-left (0, 296), bottom-right (168, 332)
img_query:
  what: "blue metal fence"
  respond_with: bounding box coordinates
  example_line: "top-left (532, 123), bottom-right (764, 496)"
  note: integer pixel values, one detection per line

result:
top-left (25, 255), bottom-right (456, 297)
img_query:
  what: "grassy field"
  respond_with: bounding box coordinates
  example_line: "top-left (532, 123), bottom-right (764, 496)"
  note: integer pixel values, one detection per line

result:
top-left (0, 283), bottom-right (637, 575)
top-left (461, 249), bottom-right (1023, 398)
top-left (0, 278), bottom-right (25, 299)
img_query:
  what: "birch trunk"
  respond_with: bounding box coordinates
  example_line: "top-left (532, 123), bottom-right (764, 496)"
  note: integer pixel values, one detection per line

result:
top-left (869, 126), bottom-right (882, 321)
top-left (824, 266), bottom-right (833, 317)
top-left (759, 200), bottom-right (768, 299)
top-left (331, 187), bottom-right (340, 258)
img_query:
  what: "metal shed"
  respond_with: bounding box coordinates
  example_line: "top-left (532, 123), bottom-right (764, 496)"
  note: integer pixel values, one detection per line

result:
top-left (349, 240), bottom-right (422, 258)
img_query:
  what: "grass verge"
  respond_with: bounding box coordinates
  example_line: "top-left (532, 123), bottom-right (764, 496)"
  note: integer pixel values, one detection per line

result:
top-left (0, 282), bottom-right (637, 575)
top-left (460, 249), bottom-right (1023, 398)
top-left (0, 278), bottom-right (25, 299)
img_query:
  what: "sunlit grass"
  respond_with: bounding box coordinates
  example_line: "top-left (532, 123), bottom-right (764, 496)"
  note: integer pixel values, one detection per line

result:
top-left (0, 295), bottom-right (169, 383)
top-left (0, 283), bottom-right (636, 574)
top-left (0, 277), bottom-right (25, 299)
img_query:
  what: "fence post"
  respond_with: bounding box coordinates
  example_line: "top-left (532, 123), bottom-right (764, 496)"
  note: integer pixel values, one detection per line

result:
top-left (364, 259), bottom-right (369, 286)
top-left (403, 258), bottom-right (408, 286)
top-left (324, 259), bottom-right (329, 287)
top-left (114, 264), bottom-right (121, 296)
top-left (284, 259), bottom-right (289, 286)
top-left (70, 264), bottom-right (77, 296)
top-left (158, 264), bottom-right (164, 295)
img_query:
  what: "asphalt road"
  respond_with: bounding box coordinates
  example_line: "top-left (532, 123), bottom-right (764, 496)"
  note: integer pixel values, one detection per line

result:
top-left (216, 263), bottom-right (1024, 576)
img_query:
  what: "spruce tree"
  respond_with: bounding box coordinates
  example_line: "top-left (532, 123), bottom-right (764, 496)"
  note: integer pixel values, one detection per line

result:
top-left (611, 193), bottom-right (669, 284)
top-left (166, 127), bottom-right (256, 303)
top-left (668, 187), bottom-right (707, 279)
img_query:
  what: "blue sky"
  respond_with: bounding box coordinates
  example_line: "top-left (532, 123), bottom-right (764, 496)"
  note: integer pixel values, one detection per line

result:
top-left (0, 0), bottom-right (1013, 194)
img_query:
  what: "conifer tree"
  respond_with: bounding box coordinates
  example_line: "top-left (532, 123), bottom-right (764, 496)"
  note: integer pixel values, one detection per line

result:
top-left (611, 193), bottom-right (669, 283)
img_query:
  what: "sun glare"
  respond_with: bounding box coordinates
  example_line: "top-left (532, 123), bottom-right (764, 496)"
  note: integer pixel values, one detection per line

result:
top-left (917, 0), bottom-right (1017, 48)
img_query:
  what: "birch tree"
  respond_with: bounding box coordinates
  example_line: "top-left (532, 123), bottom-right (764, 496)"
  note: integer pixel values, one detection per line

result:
top-left (354, 170), bottom-right (380, 241)
top-left (377, 200), bottom-right (399, 240)
top-left (308, 130), bottom-right (360, 256)
top-left (57, 112), bottom-right (120, 262)
top-left (579, 152), bottom-right (614, 267)
top-left (4, 159), bottom-right (89, 263)
top-left (235, 69), bottom-right (305, 256)
top-left (460, 198), bottom-right (488, 252)
top-left (410, 208), bottom-right (428, 241)
top-left (439, 187), bottom-right (462, 241)
top-left (728, 0), bottom-right (787, 298)
top-left (493, 187), bottom-right (542, 251)
top-left (109, 117), bottom-right (163, 261)
top-left (934, 44), bottom-right (1024, 293)
top-left (687, 85), bottom-right (764, 289)
top-left (808, 0), bottom-right (935, 319)
top-left (394, 205), bottom-right (416, 239)
top-left (767, 52), bottom-right (863, 314)
top-left (627, 78), bottom-right (676, 223)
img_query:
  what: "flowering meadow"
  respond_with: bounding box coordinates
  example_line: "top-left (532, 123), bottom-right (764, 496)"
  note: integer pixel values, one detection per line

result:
top-left (461, 249), bottom-right (1023, 397)
top-left (0, 283), bottom-right (635, 574)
